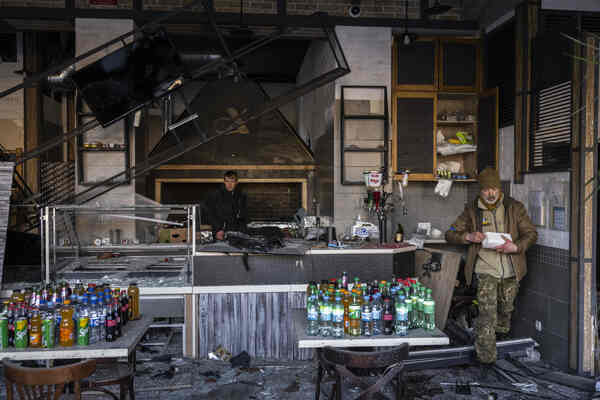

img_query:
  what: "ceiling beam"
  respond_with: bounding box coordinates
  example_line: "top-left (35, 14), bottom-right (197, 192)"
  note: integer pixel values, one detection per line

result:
top-left (0, 7), bottom-right (479, 30)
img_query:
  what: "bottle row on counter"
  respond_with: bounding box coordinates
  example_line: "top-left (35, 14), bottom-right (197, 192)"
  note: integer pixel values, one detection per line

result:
top-left (306, 273), bottom-right (435, 338)
top-left (0, 282), bottom-right (140, 349)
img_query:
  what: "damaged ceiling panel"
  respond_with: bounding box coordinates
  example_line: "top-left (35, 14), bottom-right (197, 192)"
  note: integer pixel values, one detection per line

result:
top-left (150, 77), bottom-right (314, 165)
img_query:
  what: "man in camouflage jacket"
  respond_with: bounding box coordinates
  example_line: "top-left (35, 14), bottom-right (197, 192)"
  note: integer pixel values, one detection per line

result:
top-left (445, 168), bottom-right (537, 364)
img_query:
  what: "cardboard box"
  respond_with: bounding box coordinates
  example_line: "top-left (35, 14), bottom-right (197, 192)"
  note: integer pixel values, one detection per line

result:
top-left (159, 228), bottom-right (187, 243)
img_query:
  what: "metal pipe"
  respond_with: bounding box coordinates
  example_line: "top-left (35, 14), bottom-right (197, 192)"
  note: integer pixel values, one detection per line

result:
top-left (47, 65), bottom-right (75, 85)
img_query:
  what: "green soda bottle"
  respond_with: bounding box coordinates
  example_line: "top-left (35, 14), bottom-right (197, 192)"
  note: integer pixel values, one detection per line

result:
top-left (349, 294), bottom-right (361, 336)
top-left (418, 287), bottom-right (425, 328)
top-left (424, 289), bottom-right (435, 330)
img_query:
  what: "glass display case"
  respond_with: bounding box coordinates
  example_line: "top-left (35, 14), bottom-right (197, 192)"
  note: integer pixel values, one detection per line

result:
top-left (41, 204), bottom-right (199, 287)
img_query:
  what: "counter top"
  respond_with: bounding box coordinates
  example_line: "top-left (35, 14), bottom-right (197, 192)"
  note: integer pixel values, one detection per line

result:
top-left (194, 240), bottom-right (416, 256)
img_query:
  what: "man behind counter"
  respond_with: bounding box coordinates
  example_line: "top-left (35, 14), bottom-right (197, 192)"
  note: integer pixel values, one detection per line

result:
top-left (207, 171), bottom-right (248, 241)
top-left (445, 167), bottom-right (537, 367)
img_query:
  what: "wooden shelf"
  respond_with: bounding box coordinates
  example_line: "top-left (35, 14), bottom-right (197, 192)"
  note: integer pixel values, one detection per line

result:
top-left (436, 120), bottom-right (477, 124)
top-left (80, 147), bottom-right (127, 152)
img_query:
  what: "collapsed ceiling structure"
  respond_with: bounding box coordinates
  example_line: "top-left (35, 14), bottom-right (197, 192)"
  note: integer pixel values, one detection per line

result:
top-left (0, 0), bottom-right (350, 206)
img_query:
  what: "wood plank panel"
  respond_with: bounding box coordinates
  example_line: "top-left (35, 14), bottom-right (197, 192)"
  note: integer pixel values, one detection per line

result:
top-left (196, 291), bottom-right (314, 360)
top-left (415, 247), bottom-right (461, 330)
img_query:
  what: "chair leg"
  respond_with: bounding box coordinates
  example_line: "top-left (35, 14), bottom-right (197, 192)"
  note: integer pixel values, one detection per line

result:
top-left (316, 362), bottom-right (323, 400)
top-left (129, 375), bottom-right (135, 400)
top-left (120, 381), bottom-right (127, 400)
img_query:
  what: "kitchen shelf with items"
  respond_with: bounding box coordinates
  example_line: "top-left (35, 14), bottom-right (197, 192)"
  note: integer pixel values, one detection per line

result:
top-left (435, 93), bottom-right (478, 180)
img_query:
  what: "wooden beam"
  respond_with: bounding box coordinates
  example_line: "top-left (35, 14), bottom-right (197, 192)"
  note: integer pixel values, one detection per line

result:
top-left (23, 32), bottom-right (42, 196)
top-left (155, 164), bottom-right (315, 171)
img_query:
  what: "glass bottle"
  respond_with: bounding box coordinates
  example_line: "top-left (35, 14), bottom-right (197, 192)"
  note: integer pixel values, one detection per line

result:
top-left (423, 289), bottom-right (436, 331)
top-left (127, 283), bottom-right (140, 320)
top-left (349, 294), bottom-right (361, 336)
top-left (394, 223), bottom-right (404, 243)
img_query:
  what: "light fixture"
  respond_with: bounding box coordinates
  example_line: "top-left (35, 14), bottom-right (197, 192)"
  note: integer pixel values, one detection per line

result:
top-left (400, 1), bottom-right (417, 46)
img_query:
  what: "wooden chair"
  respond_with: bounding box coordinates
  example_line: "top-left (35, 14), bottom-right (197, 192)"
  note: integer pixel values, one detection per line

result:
top-left (316, 344), bottom-right (409, 400)
top-left (83, 358), bottom-right (135, 400)
top-left (3, 359), bottom-right (96, 400)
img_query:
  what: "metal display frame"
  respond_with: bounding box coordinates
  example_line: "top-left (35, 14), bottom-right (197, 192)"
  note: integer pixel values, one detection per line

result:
top-left (41, 204), bottom-right (198, 285)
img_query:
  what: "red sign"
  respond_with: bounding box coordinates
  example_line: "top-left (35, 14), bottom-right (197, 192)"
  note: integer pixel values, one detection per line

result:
top-left (89, 0), bottom-right (118, 5)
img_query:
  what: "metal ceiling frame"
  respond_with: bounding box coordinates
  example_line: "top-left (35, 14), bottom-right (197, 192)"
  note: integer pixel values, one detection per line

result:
top-left (2, 0), bottom-right (350, 206)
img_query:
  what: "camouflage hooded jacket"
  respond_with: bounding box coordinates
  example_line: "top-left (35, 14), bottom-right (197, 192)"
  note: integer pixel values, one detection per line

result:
top-left (445, 195), bottom-right (538, 286)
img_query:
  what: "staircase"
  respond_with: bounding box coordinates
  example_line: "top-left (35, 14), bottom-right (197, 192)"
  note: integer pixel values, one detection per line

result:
top-left (0, 162), bottom-right (15, 284)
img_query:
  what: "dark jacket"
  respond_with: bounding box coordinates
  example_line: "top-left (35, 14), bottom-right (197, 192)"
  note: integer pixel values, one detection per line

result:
top-left (445, 195), bottom-right (538, 285)
top-left (207, 187), bottom-right (248, 235)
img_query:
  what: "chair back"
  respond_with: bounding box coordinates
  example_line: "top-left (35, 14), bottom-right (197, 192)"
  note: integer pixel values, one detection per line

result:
top-left (322, 343), bottom-right (410, 369)
top-left (3, 359), bottom-right (97, 400)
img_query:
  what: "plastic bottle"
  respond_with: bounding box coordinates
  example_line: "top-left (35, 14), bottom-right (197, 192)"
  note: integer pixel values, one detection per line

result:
top-left (332, 295), bottom-right (344, 338)
top-left (424, 289), bottom-right (436, 331)
top-left (29, 311), bottom-right (42, 348)
top-left (361, 296), bottom-right (372, 336)
top-left (349, 294), bottom-right (361, 336)
top-left (77, 297), bottom-right (90, 346)
top-left (342, 290), bottom-right (351, 335)
top-left (105, 302), bottom-right (116, 342)
top-left (395, 292), bottom-right (408, 336)
top-left (319, 296), bottom-right (332, 337)
top-left (371, 293), bottom-right (382, 335)
top-left (417, 286), bottom-right (425, 328)
top-left (382, 297), bottom-right (394, 335)
top-left (59, 306), bottom-right (74, 347)
top-left (306, 295), bottom-right (319, 336)
top-left (88, 295), bottom-right (99, 344)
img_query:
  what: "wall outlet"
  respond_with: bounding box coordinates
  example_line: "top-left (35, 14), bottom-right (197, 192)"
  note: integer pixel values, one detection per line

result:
top-left (535, 320), bottom-right (542, 332)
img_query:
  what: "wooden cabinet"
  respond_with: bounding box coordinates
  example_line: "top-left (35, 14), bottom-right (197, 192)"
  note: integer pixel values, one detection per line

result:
top-left (439, 38), bottom-right (480, 92)
top-left (393, 38), bottom-right (479, 92)
top-left (393, 36), bottom-right (493, 181)
top-left (394, 92), bottom-right (436, 179)
top-left (393, 90), bottom-right (498, 181)
top-left (393, 39), bottom-right (438, 91)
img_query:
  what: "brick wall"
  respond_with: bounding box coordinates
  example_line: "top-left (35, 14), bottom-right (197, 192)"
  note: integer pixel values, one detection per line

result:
top-left (161, 181), bottom-right (303, 222)
top-left (1, 0), bottom-right (423, 18)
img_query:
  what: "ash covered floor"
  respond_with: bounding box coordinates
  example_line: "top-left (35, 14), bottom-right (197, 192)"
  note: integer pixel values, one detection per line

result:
top-left (0, 328), bottom-right (593, 399)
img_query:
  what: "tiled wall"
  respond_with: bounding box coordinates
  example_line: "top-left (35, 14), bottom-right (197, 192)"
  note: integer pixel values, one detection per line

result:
top-left (513, 245), bottom-right (570, 369)
top-left (499, 125), bottom-right (571, 369)
top-left (499, 126), bottom-right (570, 249)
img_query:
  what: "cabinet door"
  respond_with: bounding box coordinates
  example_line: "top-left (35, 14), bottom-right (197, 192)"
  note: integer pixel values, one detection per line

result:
top-left (394, 39), bottom-right (437, 90)
top-left (440, 39), bottom-right (479, 91)
top-left (395, 93), bottom-right (436, 178)
top-left (477, 87), bottom-right (499, 172)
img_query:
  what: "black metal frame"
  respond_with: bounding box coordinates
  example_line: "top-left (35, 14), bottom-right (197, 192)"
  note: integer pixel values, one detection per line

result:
top-left (340, 85), bottom-right (389, 186)
top-left (1, 1), bottom-right (350, 206)
top-left (75, 96), bottom-right (132, 187)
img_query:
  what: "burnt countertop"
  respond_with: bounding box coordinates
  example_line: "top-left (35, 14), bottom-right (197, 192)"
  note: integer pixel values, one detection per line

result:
top-left (194, 239), bottom-right (416, 256)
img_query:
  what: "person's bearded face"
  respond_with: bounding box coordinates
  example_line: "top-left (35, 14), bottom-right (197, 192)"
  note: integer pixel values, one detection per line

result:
top-left (481, 187), bottom-right (501, 204)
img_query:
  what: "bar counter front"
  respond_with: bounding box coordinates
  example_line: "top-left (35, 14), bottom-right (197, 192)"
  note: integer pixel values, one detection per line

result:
top-left (7, 205), bottom-right (441, 361)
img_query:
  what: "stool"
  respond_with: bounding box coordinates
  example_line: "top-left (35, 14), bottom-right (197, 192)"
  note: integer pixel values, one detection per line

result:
top-left (316, 344), bottom-right (409, 400)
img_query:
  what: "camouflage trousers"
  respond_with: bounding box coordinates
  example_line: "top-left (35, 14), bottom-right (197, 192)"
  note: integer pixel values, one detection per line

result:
top-left (474, 273), bottom-right (519, 364)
